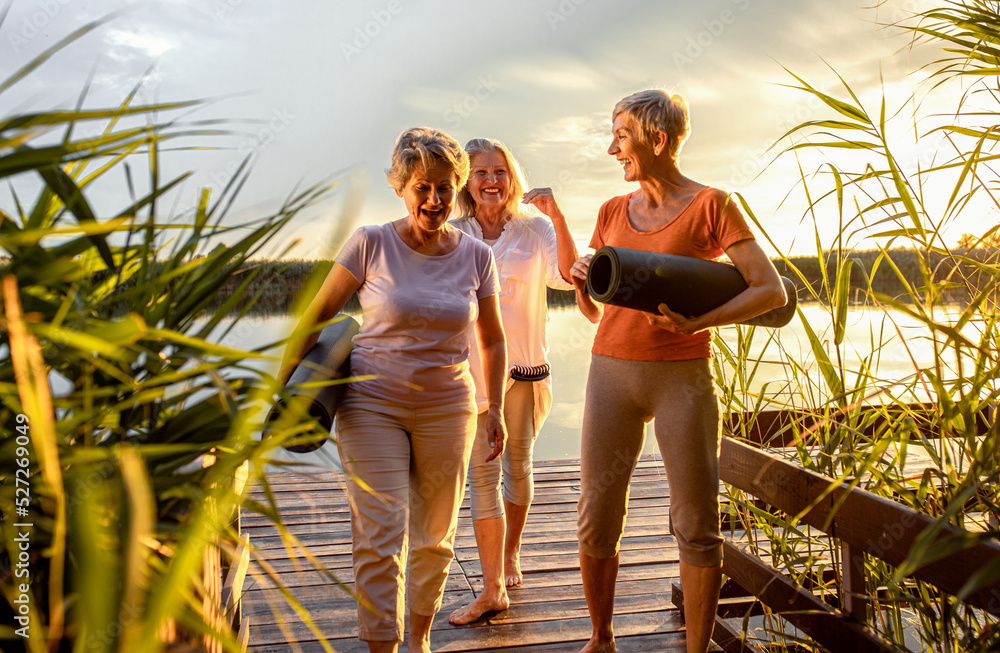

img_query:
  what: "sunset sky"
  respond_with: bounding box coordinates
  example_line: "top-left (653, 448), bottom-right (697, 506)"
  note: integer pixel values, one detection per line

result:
top-left (3, 0), bottom-right (986, 258)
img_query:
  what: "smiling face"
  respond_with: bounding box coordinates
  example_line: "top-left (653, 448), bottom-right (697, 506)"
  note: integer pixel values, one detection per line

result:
top-left (467, 150), bottom-right (512, 212)
top-left (396, 159), bottom-right (458, 232)
top-left (607, 112), bottom-right (658, 182)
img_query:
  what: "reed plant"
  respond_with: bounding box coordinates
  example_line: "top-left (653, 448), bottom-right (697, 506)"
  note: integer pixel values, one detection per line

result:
top-left (0, 13), bottom-right (347, 653)
top-left (717, 1), bottom-right (1000, 650)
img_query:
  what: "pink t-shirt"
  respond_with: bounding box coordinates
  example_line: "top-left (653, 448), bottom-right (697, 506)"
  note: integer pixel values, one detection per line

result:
top-left (336, 222), bottom-right (499, 406)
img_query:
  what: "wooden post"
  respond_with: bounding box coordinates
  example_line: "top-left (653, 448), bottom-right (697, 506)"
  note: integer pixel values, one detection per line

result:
top-left (841, 540), bottom-right (867, 623)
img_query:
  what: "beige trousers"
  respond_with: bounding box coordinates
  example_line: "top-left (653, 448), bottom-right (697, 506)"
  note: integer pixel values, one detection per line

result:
top-left (577, 354), bottom-right (723, 567)
top-left (336, 392), bottom-right (477, 641)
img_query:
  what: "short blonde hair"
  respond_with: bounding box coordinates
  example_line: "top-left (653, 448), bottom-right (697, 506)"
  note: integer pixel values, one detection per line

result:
top-left (612, 90), bottom-right (690, 160)
top-left (385, 127), bottom-right (470, 191)
top-left (457, 138), bottom-right (530, 218)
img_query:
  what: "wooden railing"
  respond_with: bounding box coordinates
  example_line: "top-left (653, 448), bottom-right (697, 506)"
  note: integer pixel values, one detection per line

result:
top-left (219, 460), bottom-right (251, 651)
top-left (672, 404), bottom-right (998, 652)
top-left (725, 402), bottom-right (996, 448)
top-left (168, 459), bottom-right (251, 652)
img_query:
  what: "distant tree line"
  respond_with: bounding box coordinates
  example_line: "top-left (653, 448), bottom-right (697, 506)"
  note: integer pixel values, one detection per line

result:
top-left (208, 247), bottom-right (999, 316)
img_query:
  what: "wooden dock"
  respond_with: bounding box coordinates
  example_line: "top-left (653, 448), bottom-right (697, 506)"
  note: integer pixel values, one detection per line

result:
top-left (242, 454), bottom-right (690, 652)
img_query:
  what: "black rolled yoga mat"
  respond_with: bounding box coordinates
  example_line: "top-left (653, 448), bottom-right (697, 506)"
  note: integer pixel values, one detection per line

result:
top-left (585, 246), bottom-right (797, 328)
top-left (265, 314), bottom-right (360, 453)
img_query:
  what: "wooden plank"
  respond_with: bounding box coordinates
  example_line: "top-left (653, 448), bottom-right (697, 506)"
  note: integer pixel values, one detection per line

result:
top-left (244, 452), bottom-right (690, 652)
top-left (455, 532), bottom-right (673, 561)
top-left (221, 538), bottom-right (250, 632)
top-left (248, 630), bottom-right (687, 653)
top-left (458, 545), bottom-right (678, 579)
top-left (841, 540), bottom-right (867, 623)
top-left (245, 577), bottom-right (671, 622)
top-left (720, 437), bottom-right (1000, 616)
top-left (251, 608), bottom-right (684, 652)
top-left (244, 559), bottom-right (471, 592)
top-left (466, 562), bottom-right (678, 594)
top-left (672, 581), bottom-right (767, 622)
top-left (713, 614), bottom-right (766, 653)
top-left (723, 543), bottom-right (893, 653)
top-left (727, 401), bottom-right (993, 447)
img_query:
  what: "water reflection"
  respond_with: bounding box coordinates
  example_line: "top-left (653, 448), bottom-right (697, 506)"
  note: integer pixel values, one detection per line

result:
top-left (216, 304), bottom-right (965, 463)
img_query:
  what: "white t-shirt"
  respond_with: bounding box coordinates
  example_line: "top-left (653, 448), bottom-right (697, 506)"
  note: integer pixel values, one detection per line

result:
top-left (451, 215), bottom-right (573, 409)
top-left (335, 222), bottom-right (499, 406)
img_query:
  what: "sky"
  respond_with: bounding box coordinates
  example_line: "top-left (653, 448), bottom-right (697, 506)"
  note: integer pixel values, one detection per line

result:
top-left (2, 0), bottom-right (988, 259)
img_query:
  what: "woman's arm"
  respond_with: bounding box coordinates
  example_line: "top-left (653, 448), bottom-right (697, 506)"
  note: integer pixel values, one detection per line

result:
top-left (475, 293), bottom-right (508, 463)
top-left (277, 263), bottom-right (362, 384)
top-left (569, 254), bottom-right (603, 324)
top-left (522, 187), bottom-right (579, 284)
top-left (646, 239), bottom-right (786, 335)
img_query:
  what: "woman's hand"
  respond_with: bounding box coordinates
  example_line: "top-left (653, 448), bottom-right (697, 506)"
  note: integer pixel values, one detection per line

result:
top-left (645, 303), bottom-right (706, 336)
top-left (522, 187), bottom-right (563, 219)
top-left (570, 254), bottom-right (603, 323)
top-left (526, 187), bottom-right (579, 286)
top-left (570, 253), bottom-right (592, 293)
top-left (483, 406), bottom-right (507, 463)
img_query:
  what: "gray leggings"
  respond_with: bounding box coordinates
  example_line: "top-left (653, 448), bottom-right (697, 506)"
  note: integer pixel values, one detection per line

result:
top-left (467, 380), bottom-right (539, 520)
top-left (577, 354), bottom-right (723, 567)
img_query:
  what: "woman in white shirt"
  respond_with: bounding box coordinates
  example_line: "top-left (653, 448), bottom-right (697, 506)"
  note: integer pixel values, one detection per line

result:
top-left (448, 138), bottom-right (578, 624)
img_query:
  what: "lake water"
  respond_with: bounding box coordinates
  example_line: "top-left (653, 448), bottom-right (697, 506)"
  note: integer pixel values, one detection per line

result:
top-left (221, 304), bottom-right (967, 464)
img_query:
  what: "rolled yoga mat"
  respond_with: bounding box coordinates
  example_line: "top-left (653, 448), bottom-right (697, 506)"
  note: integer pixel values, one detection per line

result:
top-left (585, 246), bottom-right (797, 328)
top-left (266, 314), bottom-right (360, 453)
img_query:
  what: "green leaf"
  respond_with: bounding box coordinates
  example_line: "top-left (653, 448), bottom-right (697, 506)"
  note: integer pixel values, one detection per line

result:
top-left (796, 306), bottom-right (844, 402)
top-left (832, 258), bottom-right (854, 346)
top-left (36, 165), bottom-right (115, 267)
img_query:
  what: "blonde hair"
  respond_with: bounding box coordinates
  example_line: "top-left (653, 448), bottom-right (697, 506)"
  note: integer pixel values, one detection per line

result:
top-left (385, 127), bottom-right (470, 191)
top-left (457, 138), bottom-right (529, 218)
top-left (612, 89), bottom-right (690, 160)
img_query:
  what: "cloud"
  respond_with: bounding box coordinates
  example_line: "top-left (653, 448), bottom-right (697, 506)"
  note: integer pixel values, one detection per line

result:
top-left (104, 27), bottom-right (176, 60)
top-left (500, 59), bottom-right (608, 91)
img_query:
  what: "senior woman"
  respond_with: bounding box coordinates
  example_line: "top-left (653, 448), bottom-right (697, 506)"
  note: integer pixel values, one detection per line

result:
top-left (446, 138), bottom-right (578, 625)
top-left (569, 90), bottom-right (786, 653)
top-left (278, 127), bottom-right (507, 653)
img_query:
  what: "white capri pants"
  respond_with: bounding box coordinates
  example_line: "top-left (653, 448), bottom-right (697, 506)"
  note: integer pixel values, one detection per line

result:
top-left (336, 391), bottom-right (477, 642)
top-left (467, 379), bottom-right (549, 520)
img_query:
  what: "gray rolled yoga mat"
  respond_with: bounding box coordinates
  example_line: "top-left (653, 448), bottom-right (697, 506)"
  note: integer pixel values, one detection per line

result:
top-left (266, 314), bottom-right (360, 453)
top-left (585, 246), bottom-right (797, 328)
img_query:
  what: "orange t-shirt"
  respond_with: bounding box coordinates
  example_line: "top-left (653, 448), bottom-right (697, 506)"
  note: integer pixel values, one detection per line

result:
top-left (589, 187), bottom-right (755, 361)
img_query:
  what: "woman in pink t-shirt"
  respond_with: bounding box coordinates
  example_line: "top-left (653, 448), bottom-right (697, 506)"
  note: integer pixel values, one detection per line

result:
top-left (279, 127), bottom-right (507, 653)
top-left (570, 91), bottom-right (787, 653)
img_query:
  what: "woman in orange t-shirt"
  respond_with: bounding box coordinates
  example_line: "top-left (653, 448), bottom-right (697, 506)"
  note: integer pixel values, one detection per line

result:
top-left (569, 90), bottom-right (786, 653)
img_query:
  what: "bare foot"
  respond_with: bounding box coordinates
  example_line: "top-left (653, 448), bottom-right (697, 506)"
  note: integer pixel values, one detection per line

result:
top-left (504, 551), bottom-right (522, 587)
top-left (448, 587), bottom-right (510, 625)
top-left (579, 635), bottom-right (616, 652)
